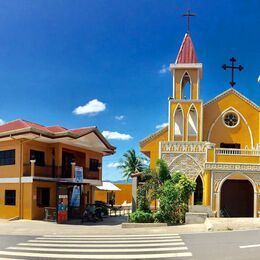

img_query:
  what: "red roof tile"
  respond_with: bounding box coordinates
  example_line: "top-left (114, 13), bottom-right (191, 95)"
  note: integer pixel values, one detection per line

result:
top-left (0, 119), bottom-right (115, 152)
top-left (70, 127), bottom-right (96, 135)
top-left (175, 33), bottom-right (198, 64)
top-left (0, 119), bottom-right (51, 133)
top-left (46, 126), bottom-right (68, 132)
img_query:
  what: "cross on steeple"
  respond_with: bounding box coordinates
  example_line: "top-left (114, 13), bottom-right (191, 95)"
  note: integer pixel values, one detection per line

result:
top-left (182, 10), bottom-right (196, 33)
top-left (222, 57), bottom-right (244, 87)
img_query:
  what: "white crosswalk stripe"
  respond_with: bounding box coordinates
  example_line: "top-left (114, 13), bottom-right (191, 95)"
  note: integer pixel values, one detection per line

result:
top-left (0, 233), bottom-right (192, 259)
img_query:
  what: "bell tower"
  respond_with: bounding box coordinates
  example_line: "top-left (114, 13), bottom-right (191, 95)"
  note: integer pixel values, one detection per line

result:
top-left (168, 33), bottom-right (203, 141)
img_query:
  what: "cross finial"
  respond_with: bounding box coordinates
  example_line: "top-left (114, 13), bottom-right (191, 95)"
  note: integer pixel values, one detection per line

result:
top-left (222, 57), bottom-right (244, 87)
top-left (182, 10), bottom-right (196, 33)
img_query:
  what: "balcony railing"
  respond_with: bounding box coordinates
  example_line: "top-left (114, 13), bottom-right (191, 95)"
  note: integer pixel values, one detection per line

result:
top-left (23, 164), bottom-right (61, 178)
top-left (216, 148), bottom-right (260, 156)
top-left (23, 163), bottom-right (100, 180)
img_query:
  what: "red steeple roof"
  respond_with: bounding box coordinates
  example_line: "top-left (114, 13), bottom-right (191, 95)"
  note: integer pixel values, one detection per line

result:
top-left (175, 33), bottom-right (198, 64)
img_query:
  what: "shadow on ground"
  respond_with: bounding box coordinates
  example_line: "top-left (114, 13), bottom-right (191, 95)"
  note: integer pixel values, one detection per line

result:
top-left (66, 216), bottom-right (128, 226)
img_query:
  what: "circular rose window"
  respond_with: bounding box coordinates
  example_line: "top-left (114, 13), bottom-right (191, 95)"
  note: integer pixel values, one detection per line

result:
top-left (223, 112), bottom-right (239, 127)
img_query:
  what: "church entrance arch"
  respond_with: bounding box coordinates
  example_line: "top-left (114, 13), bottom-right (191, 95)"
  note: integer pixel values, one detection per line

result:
top-left (220, 174), bottom-right (254, 217)
top-left (194, 175), bottom-right (203, 205)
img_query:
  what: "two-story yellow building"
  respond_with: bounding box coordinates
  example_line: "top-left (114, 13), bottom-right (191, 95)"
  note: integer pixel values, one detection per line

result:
top-left (140, 33), bottom-right (260, 218)
top-left (0, 119), bottom-right (115, 221)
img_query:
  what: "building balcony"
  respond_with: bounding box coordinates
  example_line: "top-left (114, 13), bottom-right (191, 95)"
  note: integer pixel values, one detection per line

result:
top-left (23, 162), bottom-right (101, 181)
top-left (215, 148), bottom-right (260, 164)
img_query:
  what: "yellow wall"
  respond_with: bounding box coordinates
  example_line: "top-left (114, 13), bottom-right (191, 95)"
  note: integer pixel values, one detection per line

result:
top-left (95, 183), bottom-right (132, 205)
top-left (0, 183), bottom-right (20, 218)
top-left (0, 140), bottom-right (21, 178)
top-left (203, 92), bottom-right (259, 148)
top-left (140, 128), bottom-right (168, 169)
top-left (31, 182), bottom-right (56, 220)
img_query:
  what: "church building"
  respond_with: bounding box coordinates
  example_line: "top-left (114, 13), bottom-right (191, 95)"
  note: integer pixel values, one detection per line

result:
top-left (140, 32), bottom-right (260, 217)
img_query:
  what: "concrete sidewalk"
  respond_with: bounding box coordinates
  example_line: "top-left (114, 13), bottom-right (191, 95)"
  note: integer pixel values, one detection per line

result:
top-left (1, 217), bottom-right (260, 236)
top-left (0, 217), bottom-right (207, 236)
top-left (205, 217), bottom-right (260, 231)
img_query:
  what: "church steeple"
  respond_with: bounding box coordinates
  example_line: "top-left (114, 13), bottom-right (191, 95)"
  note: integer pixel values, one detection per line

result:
top-left (175, 33), bottom-right (198, 64)
top-left (170, 33), bottom-right (202, 100)
top-left (168, 32), bottom-right (203, 142)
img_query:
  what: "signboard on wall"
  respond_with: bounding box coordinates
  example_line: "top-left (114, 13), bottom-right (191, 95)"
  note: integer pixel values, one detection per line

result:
top-left (75, 166), bottom-right (83, 183)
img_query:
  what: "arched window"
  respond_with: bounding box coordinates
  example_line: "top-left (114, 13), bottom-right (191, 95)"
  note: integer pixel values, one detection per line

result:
top-left (181, 72), bottom-right (191, 99)
top-left (174, 105), bottom-right (184, 140)
top-left (188, 105), bottom-right (198, 138)
top-left (194, 176), bottom-right (203, 205)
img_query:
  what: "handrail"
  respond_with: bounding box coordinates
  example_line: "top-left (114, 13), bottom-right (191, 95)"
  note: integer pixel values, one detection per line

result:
top-left (216, 148), bottom-right (260, 156)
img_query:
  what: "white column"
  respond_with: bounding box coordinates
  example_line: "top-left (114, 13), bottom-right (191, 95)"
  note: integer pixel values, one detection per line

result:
top-left (216, 192), bottom-right (220, 217)
top-left (254, 192), bottom-right (257, 218)
top-left (210, 172), bottom-right (213, 210)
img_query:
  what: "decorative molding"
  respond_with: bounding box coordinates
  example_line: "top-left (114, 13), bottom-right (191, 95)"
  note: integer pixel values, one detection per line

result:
top-left (162, 152), bottom-right (206, 181)
top-left (206, 163), bottom-right (260, 172)
top-left (213, 172), bottom-right (260, 193)
top-left (161, 141), bottom-right (214, 153)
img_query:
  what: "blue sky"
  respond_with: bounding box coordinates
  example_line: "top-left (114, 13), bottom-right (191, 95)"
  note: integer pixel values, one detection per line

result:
top-left (0, 1), bottom-right (259, 181)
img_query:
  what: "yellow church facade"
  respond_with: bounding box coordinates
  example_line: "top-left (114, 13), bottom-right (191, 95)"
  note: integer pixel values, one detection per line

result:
top-left (140, 33), bottom-right (260, 218)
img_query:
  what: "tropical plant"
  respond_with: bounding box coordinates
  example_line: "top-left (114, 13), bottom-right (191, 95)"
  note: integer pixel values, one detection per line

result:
top-left (156, 159), bottom-right (171, 184)
top-left (118, 149), bottom-right (147, 179)
top-left (154, 171), bottom-right (196, 224)
top-left (128, 210), bottom-right (154, 223)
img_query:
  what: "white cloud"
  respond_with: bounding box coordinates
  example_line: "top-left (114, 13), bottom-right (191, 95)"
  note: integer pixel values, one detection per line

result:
top-left (258, 75), bottom-right (260, 83)
top-left (115, 115), bottom-right (124, 120)
top-left (107, 162), bottom-right (120, 168)
top-left (159, 64), bottom-right (170, 74)
top-left (155, 122), bottom-right (168, 129)
top-left (102, 130), bottom-right (133, 140)
top-left (0, 119), bottom-right (5, 125)
top-left (73, 99), bottom-right (106, 115)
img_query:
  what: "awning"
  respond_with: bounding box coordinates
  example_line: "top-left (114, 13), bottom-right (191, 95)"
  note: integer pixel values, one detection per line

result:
top-left (96, 182), bottom-right (121, 191)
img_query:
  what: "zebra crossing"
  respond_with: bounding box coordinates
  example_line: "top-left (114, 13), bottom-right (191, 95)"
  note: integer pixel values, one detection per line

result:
top-left (0, 233), bottom-right (192, 259)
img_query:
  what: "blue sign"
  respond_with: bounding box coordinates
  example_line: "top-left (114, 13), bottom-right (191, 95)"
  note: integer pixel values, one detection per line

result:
top-left (75, 166), bottom-right (83, 183)
top-left (70, 186), bottom-right (80, 207)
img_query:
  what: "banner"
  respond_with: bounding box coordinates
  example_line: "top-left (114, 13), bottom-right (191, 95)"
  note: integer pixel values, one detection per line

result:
top-left (70, 185), bottom-right (80, 207)
top-left (75, 166), bottom-right (83, 183)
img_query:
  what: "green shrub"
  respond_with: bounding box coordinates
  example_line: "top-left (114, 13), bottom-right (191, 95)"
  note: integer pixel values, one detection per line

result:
top-left (128, 210), bottom-right (154, 223)
top-left (154, 172), bottom-right (196, 225)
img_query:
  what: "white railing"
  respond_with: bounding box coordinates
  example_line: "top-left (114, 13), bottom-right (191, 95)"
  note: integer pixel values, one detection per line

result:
top-left (160, 141), bottom-right (214, 153)
top-left (216, 148), bottom-right (260, 156)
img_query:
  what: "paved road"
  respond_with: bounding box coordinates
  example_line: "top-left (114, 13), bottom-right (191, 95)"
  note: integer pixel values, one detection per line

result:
top-left (182, 229), bottom-right (260, 260)
top-left (0, 233), bottom-right (191, 259)
top-left (0, 230), bottom-right (260, 259)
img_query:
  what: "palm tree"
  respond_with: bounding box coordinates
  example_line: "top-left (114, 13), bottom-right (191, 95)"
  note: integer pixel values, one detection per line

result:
top-left (118, 149), bottom-right (147, 180)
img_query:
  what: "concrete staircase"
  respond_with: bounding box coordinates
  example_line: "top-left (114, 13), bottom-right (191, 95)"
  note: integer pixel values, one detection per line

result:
top-left (185, 205), bottom-right (216, 224)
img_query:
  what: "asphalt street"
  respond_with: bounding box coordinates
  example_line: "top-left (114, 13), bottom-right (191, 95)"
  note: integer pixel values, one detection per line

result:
top-left (0, 230), bottom-right (259, 259)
